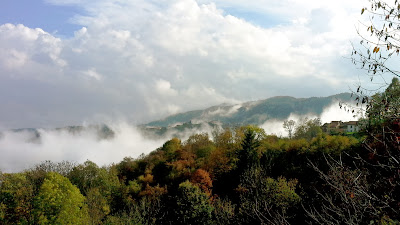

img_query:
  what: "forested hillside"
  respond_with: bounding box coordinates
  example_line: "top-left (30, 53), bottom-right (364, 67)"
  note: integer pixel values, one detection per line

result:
top-left (146, 93), bottom-right (352, 127)
top-left (1, 79), bottom-right (399, 224)
top-left (0, 124), bottom-right (361, 224)
top-left (2, 93), bottom-right (353, 142)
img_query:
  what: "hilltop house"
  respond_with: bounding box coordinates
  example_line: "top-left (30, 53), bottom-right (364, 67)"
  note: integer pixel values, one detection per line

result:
top-left (321, 121), bottom-right (343, 133)
top-left (322, 121), bottom-right (360, 134)
top-left (343, 121), bottom-right (360, 133)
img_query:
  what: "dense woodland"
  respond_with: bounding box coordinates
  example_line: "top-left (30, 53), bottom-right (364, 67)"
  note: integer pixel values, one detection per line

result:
top-left (0, 77), bottom-right (399, 224)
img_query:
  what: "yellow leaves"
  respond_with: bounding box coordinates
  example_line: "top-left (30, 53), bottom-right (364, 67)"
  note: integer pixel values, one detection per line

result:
top-left (361, 8), bottom-right (365, 15)
top-left (367, 25), bottom-right (373, 34)
top-left (138, 173), bottom-right (154, 184)
top-left (34, 172), bottom-right (89, 224)
top-left (139, 184), bottom-right (167, 199)
top-left (373, 46), bottom-right (380, 53)
top-left (234, 185), bottom-right (249, 194)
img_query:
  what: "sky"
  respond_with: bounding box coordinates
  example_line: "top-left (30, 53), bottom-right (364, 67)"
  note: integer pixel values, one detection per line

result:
top-left (0, 0), bottom-right (370, 129)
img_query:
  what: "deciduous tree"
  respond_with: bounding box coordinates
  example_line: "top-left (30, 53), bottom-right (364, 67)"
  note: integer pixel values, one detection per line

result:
top-left (33, 172), bottom-right (89, 224)
top-left (175, 181), bottom-right (214, 225)
top-left (283, 120), bottom-right (296, 139)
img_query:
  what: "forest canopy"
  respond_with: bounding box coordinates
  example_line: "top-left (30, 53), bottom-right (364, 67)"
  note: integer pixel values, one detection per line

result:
top-left (0, 122), bottom-right (366, 224)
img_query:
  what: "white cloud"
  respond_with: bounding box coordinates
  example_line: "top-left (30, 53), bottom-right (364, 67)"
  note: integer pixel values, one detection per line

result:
top-left (83, 68), bottom-right (102, 81)
top-left (0, 120), bottom-right (223, 173)
top-left (0, 122), bottom-right (167, 172)
top-left (0, 0), bottom-right (369, 128)
top-left (1, 49), bottom-right (28, 69)
top-left (0, 23), bottom-right (66, 74)
top-left (320, 102), bottom-right (362, 124)
top-left (155, 79), bottom-right (177, 96)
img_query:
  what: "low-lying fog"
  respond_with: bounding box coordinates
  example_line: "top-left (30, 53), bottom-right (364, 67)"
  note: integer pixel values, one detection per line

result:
top-left (0, 102), bottom-right (362, 173)
top-left (261, 101), bottom-right (361, 136)
top-left (0, 123), bottom-right (167, 173)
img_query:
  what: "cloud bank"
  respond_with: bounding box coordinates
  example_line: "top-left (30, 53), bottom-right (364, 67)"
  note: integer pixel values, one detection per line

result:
top-left (0, 122), bottom-right (166, 173)
top-left (0, 120), bottom-right (223, 173)
top-left (0, 101), bottom-right (361, 173)
top-left (0, 0), bottom-right (368, 128)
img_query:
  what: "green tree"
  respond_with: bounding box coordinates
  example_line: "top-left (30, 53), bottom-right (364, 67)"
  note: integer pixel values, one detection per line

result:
top-left (237, 126), bottom-right (264, 170)
top-left (293, 118), bottom-right (322, 140)
top-left (159, 137), bottom-right (182, 161)
top-left (103, 197), bottom-right (161, 225)
top-left (212, 198), bottom-right (236, 225)
top-left (86, 188), bottom-right (110, 225)
top-left (175, 181), bottom-right (214, 225)
top-left (184, 133), bottom-right (215, 159)
top-left (68, 160), bottom-right (119, 196)
top-left (33, 172), bottom-right (89, 225)
top-left (237, 168), bottom-right (300, 225)
top-left (68, 161), bottom-right (120, 221)
top-left (365, 77), bottom-right (400, 126)
top-left (0, 172), bottom-right (34, 224)
top-left (283, 119), bottom-right (296, 139)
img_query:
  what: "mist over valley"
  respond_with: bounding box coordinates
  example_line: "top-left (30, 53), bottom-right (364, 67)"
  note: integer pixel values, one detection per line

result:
top-left (0, 93), bottom-right (359, 172)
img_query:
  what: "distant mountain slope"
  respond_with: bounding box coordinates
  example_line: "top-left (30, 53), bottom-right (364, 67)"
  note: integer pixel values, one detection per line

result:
top-left (0, 124), bottom-right (115, 143)
top-left (146, 93), bottom-right (353, 127)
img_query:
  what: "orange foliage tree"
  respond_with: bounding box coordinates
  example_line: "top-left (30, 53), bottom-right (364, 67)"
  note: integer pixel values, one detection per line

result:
top-left (190, 169), bottom-right (213, 196)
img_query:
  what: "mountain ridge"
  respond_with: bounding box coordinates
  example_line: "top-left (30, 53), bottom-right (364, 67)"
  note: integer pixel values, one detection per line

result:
top-left (0, 93), bottom-right (355, 142)
top-left (146, 93), bottom-right (353, 127)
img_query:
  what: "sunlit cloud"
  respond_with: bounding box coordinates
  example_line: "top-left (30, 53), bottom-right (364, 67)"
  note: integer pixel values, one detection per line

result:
top-left (0, 0), bottom-right (367, 128)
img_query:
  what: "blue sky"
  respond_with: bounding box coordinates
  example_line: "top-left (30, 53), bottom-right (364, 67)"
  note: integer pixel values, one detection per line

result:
top-left (1, 0), bottom-right (284, 35)
top-left (0, 0), bottom-right (376, 128)
top-left (1, 0), bottom-right (82, 37)
top-left (224, 8), bottom-right (286, 28)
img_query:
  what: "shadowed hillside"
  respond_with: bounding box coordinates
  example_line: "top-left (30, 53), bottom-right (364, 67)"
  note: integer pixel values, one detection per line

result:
top-left (147, 93), bottom-right (352, 127)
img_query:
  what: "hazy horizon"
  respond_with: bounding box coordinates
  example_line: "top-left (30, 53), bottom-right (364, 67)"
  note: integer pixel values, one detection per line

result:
top-left (1, 91), bottom-right (353, 130)
top-left (0, 100), bottom-right (361, 173)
